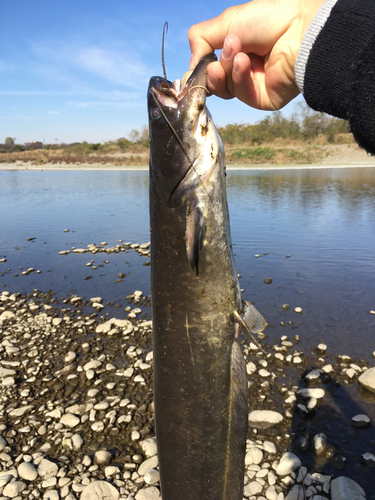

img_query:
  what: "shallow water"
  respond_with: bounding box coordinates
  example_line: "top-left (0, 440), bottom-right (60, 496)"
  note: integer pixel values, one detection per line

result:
top-left (1, 167), bottom-right (375, 359)
top-left (1, 167), bottom-right (375, 488)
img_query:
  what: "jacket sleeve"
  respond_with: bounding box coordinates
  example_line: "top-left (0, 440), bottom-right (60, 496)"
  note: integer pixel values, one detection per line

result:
top-left (295, 0), bottom-right (375, 155)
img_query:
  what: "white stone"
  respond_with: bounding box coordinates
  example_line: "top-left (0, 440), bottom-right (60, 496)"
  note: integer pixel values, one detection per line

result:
top-left (3, 481), bottom-right (27, 497)
top-left (263, 441), bottom-right (277, 454)
top-left (0, 474), bottom-right (12, 487)
top-left (140, 438), bottom-right (157, 457)
top-left (135, 486), bottom-right (161, 500)
top-left (244, 481), bottom-right (263, 497)
top-left (84, 360), bottom-right (102, 371)
top-left (305, 369), bottom-right (322, 381)
top-left (64, 352), bottom-right (76, 363)
top-left (0, 436), bottom-right (7, 451)
top-left (294, 307), bottom-right (302, 314)
top-left (43, 490), bottom-right (59, 500)
top-left (358, 367), bottom-right (375, 394)
top-left (72, 433), bottom-right (84, 450)
top-left (18, 461), bottom-right (38, 480)
top-left (259, 369), bottom-right (271, 377)
top-left (249, 410), bottom-right (283, 429)
top-left (245, 447), bottom-right (263, 465)
top-left (9, 405), bottom-right (35, 417)
top-left (60, 413), bottom-right (80, 428)
top-left (276, 452), bottom-right (301, 476)
top-left (247, 362), bottom-right (257, 375)
top-left (38, 458), bottom-right (58, 479)
top-left (80, 480), bottom-right (120, 500)
top-left (266, 485), bottom-right (278, 500)
top-left (144, 468), bottom-right (160, 484)
top-left (322, 364), bottom-right (333, 373)
top-left (314, 433), bottom-right (327, 455)
top-left (0, 367), bottom-right (16, 378)
top-left (350, 414), bottom-right (370, 427)
top-left (297, 388), bottom-right (325, 399)
top-left (94, 450), bottom-right (112, 465)
top-left (138, 456), bottom-right (159, 476)
top-left (331, 477), bottom-right (365, 500)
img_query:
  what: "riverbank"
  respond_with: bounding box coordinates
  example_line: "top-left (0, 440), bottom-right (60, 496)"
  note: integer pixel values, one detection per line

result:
top-left (0, 287), bottom-right (374, 499)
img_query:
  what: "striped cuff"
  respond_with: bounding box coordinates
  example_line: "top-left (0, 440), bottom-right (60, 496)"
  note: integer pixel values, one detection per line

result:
top-left (295, 0), bottom-right (339, 94)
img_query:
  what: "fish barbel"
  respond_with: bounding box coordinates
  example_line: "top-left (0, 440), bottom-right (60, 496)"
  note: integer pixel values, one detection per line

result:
top-left (148, 53), bottom-right (267, 500)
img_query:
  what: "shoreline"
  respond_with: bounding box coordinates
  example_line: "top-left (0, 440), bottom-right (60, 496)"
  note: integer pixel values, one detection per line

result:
top-left (1, 162), bottom-right (375, 171)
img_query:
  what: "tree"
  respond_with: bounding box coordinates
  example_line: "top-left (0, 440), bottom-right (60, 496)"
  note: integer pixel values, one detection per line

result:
top-left (4, 137), bottom-right (14, 147)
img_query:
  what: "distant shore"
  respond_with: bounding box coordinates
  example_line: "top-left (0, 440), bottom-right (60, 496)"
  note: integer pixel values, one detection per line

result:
top-left (1, 162), bottom-right (375, 171)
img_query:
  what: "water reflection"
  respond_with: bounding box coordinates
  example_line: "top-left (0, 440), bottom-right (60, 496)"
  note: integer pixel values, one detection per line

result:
top-left (1, 167), bottom-right (375, 361)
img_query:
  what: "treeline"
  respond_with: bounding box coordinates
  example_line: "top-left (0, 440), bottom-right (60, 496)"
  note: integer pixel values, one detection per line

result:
top-left (217, 105), bottom-right (350, 145)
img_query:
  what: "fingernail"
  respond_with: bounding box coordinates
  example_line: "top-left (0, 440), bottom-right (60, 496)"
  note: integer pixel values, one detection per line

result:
top-left (222, 38), bottom-right (233, 60)
top-left (233, 57), bottom-right (239, 73)
top-left (207, 73), bottom-right (221, 88)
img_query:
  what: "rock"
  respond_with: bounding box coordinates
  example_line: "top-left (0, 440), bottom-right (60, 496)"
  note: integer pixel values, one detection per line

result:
top-left (140, 438), bottom-right (158, 457)
top-left (248, 410), bottom-right (284, 429)
top-left (0, 311), bottom-right (15, 320)
top-left (350, 414), bottom-right (371, 428)
top-left (60, 413), bottom-right (80, 428)
top-left (358, 367), bottom-right (375, 393)
top-left (72, 433), bottom-right (84, 450)
top-left (94, 450), bottom-right (112, 465)
top-left (80, 480), bottom-right (120, 500)
top-left (244, 481), bottom-right (263, 496)
top-left (276, 452), bottom-right (301, 476)
top-left (8, 405), bottom-right (35, 417)
top-left (0, 367), bottom-right (16, 378)
top-left (135, 486), bottom-right (161, 500)
top-left (245, 446), bottom-right (263, 465)
top-left (0, 436), bottom-right (7, 451)
top-left (64, 351), bottom-right (76, 363)
top-left (314, 433), bottom-right (327, 455)
top-left (43, 490), bottom-right (60, 500)
top-left (3, 480), bottom-right (27, 497)
top-left (362, 452), bottom-right (375, 468)
top-left (38, 458), bottom-right (58, 479)
top-left (144, 468), bottom-right (160, 484)
top-left (138, 456), bottom-right (159, 476)
top-left (84, 359), bottom-right (102, 371)
top-left (263, 441), bottom-right (277, 454)
top-left (297, 388), bottom-right (325, 399)
top-left (331, 477), bottom-right (365, 500)
top-left (18, 461), bottom-right (38, 481)
top-left (0, 474), bottom-right (13, 487)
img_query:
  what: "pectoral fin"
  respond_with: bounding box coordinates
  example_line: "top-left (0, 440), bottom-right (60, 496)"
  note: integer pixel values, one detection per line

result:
top-left (242, 300), bottom-right (268, 334)
top-left (186, 203), bottom-right (205, 275)
top-left (234, 301), bottom-right (267, 353)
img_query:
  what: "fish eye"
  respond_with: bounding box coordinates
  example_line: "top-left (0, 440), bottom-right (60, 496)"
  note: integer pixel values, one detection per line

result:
top-left (151, 107), bottom-right (161, 119)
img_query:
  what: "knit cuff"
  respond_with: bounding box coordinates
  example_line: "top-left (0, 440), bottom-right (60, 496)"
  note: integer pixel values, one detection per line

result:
top-left (295, 0), bottom-right (339, 94)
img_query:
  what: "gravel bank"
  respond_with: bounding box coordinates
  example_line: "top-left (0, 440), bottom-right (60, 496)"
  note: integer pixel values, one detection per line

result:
top-left (0, 288), bottom-right (374, 499)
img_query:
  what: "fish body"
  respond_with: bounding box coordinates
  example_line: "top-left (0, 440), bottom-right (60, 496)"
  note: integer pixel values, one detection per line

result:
top-left (148, 54), bottom-right (266, 500)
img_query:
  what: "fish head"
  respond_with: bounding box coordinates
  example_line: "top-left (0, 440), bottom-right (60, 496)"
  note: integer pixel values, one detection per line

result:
top-left (148, 53), bottom-right (222, 205)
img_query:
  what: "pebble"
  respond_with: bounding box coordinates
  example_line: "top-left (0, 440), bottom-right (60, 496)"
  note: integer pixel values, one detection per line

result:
top-left (135, 486), bottom-right (161, 500)
top-left (350, 414), bottom-right (371, 428)
top-left (245, 447), bottom-right (264, 465)
top-left (144, 468), bottom-right (160, 484)
top-left (362, 452), bottom-right (375, 468)
top-left (17, 461), bottom-right (38, 481)
top-left (80, 480), bottom-right (120, 500)
top-left (138, 456), bottom-right (159, 476)
top-left (297, 388), bottom-right (325, 399)
top-left (140, 438), bottom-right (158, 458)
top-left (276, 452), bottom-right (301, 476)
top-left (330, 476), bottom-right (365, 500)
top-left (60, 413), bottom-right (80, 428)
top-left (94, 450), bottom-right (112, 465)
top-left (248, 410), bottom-right (284, 429)
top-left (244, 481), bottom-right (263, 496)
top-left (358, 367), bottom-right (375, 393)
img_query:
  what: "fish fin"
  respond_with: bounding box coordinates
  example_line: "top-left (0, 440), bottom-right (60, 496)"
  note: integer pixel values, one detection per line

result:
top-left (242, 300), bottom-right (268, 334)
top-left (185, 204), bottom-right (205, 275)
top-left (223, 341), bottom-right (247, 500)
top-left (233, 301), bottom-right (267, 354)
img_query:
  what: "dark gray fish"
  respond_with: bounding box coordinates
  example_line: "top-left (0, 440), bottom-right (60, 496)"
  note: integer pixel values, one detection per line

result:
top-left (148, 53), bottom-right (267, 500)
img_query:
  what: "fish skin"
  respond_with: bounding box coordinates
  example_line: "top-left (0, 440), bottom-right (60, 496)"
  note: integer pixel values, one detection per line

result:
top-left (148, 54), bottom-right (259, 500)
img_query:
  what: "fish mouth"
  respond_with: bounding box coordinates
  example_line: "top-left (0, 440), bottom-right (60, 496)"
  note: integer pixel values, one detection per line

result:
top-left (150, 53), bottom-right (217, 110)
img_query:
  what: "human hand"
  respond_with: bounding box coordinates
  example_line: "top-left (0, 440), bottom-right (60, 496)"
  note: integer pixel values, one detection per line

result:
top-left (188, 0), bottom-right (326, 110)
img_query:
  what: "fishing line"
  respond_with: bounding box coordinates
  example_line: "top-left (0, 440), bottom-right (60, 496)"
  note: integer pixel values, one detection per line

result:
top-left (162, 22), bottom-right (168, 80)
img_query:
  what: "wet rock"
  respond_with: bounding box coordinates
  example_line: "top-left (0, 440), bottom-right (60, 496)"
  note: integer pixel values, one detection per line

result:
top-left (276, 452), bottom-right (301, 476)
top-left (80, 480), bottom-right (120, 500)
top-left (350, 414), bottom-right (371, 428)
top-left (297, 388), bottom-right (325, 399)
top-left (286, 485), bottom-right (304, 500)
top-left (249, 410), bottom-right (283, 429)
top-left (314, 433), bottom-right (328, 455)
top-left (362, 452), bottom-right (375, 468)
top-left (358, 367), bottom-right (375, 394)
top-left (331, 476), bottom-right (365, 500)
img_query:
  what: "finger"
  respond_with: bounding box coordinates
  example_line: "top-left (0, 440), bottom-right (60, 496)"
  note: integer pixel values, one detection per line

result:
top-left (219, 34), bottom-right (242, 97)
top-left (188, 9), bottom-right (235, 68)
top-left (231, 52), bottom-right (256, 107)
top-left (206, 61), bottom-right (234, 100)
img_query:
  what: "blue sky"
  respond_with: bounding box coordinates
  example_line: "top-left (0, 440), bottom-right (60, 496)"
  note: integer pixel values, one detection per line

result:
top-left (1, 0), bottom-right (301, 145)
